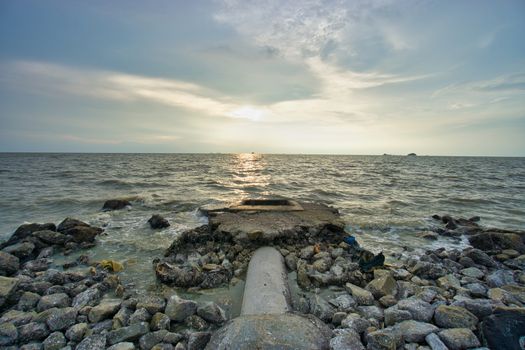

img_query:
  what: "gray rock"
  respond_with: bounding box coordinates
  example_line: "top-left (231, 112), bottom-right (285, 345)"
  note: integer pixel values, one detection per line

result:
top-left (185, 315), bottom-right (208, 331)
top-left (91, 319), bottom-right (115, 334)
top-left (108, 343), bottom-right (136, 350)
top-left (366, 274), bottom-right (397, 299)
top-left (42, 331), bottom-right (66, 350)
top-left (340, 313), bottom-right (371, 334)
top-left (460, 267), bottom-right (484, 280)
top-left (76, 334), bottom-right (107, 350)
top-left (384, 307), bottom-right (412, 326)
top-left (453, 298), bottom-right (494, 318)
top-left (2, 241), bottom-right (35, 259)
top-left (136, 296), bottom-right (166, 315)
top-left (88, 299), bottom-right (122, 323)
top-left (65, 322), bottom-right (88, 342)
top-left (148, 215), bottom-right (170, 229)
top-left (0, 309), bottom-right (36, 326)
top-left (464, 249), bottom-right (496, 267)
top-left (486, 269), bottom-right (515, 288)
top-left (45, 307), bottom-right (77, 331)
top-left (0, 322), bottom-right (18, 346)
top-left (438, 328), bottom-right (480, 350)
top-left (464, 283), bottom-right (487, 298)
top-left (300, 246), bottom-right (315, 259)
top-left (129, 308), bottom-right (152, 325)
top-left (162, 332), bottom-right (183, 344)
top-left (394, 320), bottom-right (438, 343)
top-left (165, 295), bottom-right (197, 322)
top-left (313, 258), bottom-right (331, 273)
top-left (0, 251), bottom-right (19, 276)
top-left (285, 253), bottom-right (298, 270)
top-left (332, 312), bottom-right (347, 326)
top-left (152, 344), bottom-right (174, 350)
top-left (20, 343), bottom-right (44, 350)
top-left (0, 276), bottom-right (19, 308)
top-left (410, 261), bottom-right (446, 279)
top-left (37, 293), bottom-right (70, 312)
top-left (187, 331), bottom-right (211, 350)
top-left (33, 230), bottom-right (68, 245)
top-left (425, 332), bottom-right (448, 350)
top-left (196, 302), bottom-right (227, 324)
top-left (174, 344), bottom-right (185, 350)
top-left (397, 298), bottom-right (434, 322)
top-left (150, 312), bottom-right (171, 331)
top-left (308, 294), bottom-right (334, 323)
top-left (434, 305), bottom-right (478, 329)
top-left (345, 283), bottom-right (374, 306)
top-left (329, 329), bottom-right (365, 350)
top-left (357, 305), bottom-right (384, 322)
top-left (72, 287), bottom-right (100, 309)
top-left (103, 199), bottom-right (131, 211)
top-left (17, 291), bottom-right (41, 311)
top-left (366, 327), bottom-right (403, 350)
top-left (18, 322), bottom-right (50, 342)
top-left (329, 294), bottom-right (357, 311)
top-left (437, 274), bottom-right (461, 290)
top-left (139, 330), bottom-right (168, 350)
top-left (107, 322), bottom-right (150, 345)
top-left (113, 307), bottom-right (133, 328)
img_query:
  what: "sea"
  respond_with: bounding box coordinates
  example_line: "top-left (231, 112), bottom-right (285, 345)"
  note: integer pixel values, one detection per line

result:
top-left (1, 153), bottom-right (524, 298)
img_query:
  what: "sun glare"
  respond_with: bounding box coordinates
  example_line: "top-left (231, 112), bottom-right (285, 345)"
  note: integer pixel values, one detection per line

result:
top-left (227, 106), bottom-right (266, 121)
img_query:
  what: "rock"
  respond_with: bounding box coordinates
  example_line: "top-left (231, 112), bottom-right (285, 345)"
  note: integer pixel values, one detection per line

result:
top-left (24, 258), bottom-right (51, 272)
top-left (165, 295), bottom-right (197, 322)
top-left (37, 293), bottom-right (70, 312)
top-left (0, 322), bottom-right (18, 346)
top-left (72, 288), bottom-right (101, 308)
top-left (32, 230), bottom-right (68, 245)
top-left (300, 246), bottom-right (315, 259)
top-left (3, 222), bottom-right (56, 247)
top-left (185, 315), bottom-right (208, 330)
top-left (107, 322), bottom-right (150, 345)
top-left (137, 296), bottom-right (166, 315)
top-left (482, 307), bottom-right (525, 350)
top-left (330, 294), bottom-right (357, 311)
top-left (76, 334), bottom-right (107, 350)
top-left (130, 308), bottom-right (152, 325)
top-left (329, 329), bottom-right (365, 350)
top-left (366, 274), bottom-right (397, 299)
top-left (410, 261), bottom-right (446, 279)
top-left (2, 241), bottom-right (35, 259)
top-left (297, 260), bottom-right (312, 289)
top-left (108, 343), bottom-right (136, 350)
top-left (42, 331), bottom-right (66, 350)
top-left (65, 322), bottom-right (88, 342)
top-left (18, 322), bottom-right (50, 342)
top-left (384, 307), bottom-right (412, 326)
top-left (162, 332), bottom-right (183, 344)
top-left (139, 330), bottom-right (168, 350)
top-left (460, 267), bottom-right (484, 280)
top-left (309, 294), bottom-right (335, 322)
top-left (0, 251), bottom-right (19, 276)
top-left (89, 299), bottom-right (122, 323)
top-left (65, 226), bottom-right (102, 243)
top-left (312, 258), bottom-right (331, 273)
top-left (187, 331), bottom-right (211, 350)
top-left (0, 309), bottom-right (36, 326)
top-left (397, 298), bottom-right (434, 322)
top-left (434, 305), bottom-right (478, 329)
top-left (45, 307), bottom-right (77, 331)
top-left (20, 343), bottom-right (45, 350)
top-left (394, 320), bottom-right (438, 343)
top-left (148, 215), bottom-right (170, 229)
top-left (465, 283), bottom-right (487, 297)
top-left (486, 269), bottom-right (515, 288)
top-left (469, 232), bottom-right (525, 253)
top-left (340, 313), bottom-right (371, 334)
top-left (437, 274), bottom-right (461, 290)
top-left (366, 327), bottom-right (403, 350)
top-left (151, 312), bottom-right (171, 331)
top-left (332, 312), bottom-right (346, 326)
top-left (425, 333), bottom-right (448, 350)
top-left (113, 307), bottom-right (133, 328)
top-left (103, 199), bottom-right (131, 211)
top-left (438, 328), bottom-right (480, 350)
top-left (197, 302), bottom-right (227, 324)
top-left (464, 249), bottom-right (496, 267)
top-left (284, 253), bottom-right (298, 270)
top-left (345, 283), bottom-right (374, 306)
top-left (152, 344), bottom-right (174, 350)
top-left (0, 276), bottom-right (19, 307)
top-left (17, 291), bottom-right (40, 311)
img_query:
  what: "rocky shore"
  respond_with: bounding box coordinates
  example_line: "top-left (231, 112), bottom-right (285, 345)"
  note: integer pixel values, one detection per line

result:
top-left (1, 200), bottom-right (524, 349)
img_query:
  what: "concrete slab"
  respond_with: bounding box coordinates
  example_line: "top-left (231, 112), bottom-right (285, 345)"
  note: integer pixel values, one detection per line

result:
top-left (241, 247), bottom-right (291, 316)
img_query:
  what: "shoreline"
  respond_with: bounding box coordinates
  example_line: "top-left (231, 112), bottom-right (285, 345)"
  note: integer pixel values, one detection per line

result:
top-left (0, 202), bottom-right (524, 349)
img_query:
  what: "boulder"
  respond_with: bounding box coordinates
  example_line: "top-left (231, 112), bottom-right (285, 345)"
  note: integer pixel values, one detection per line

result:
top-left (394, 320), bottom-right (438, 343)
top-left (469, 232), bottom-right (525, 253)
top-left (33, 230), bottom-right (68, 245)
top-left (42, 331), bottom-right (66, 350)
top-left (0, 276), bottom-right (19, 308)
top-left (2, 241), bottom-right (35, 259)
top-left (438, 328), bottom-right (480, 350)
top-left (108, 343), bottom-right (136, 350)
top-left (187, 331), bottom-right (211, 350)
top-left (309, 294), bottom-right (335, 323)
top-left (65, 322), bottom-right (88, 342)
top-left (107, 322), bottom-right (150, 345)
top-left (340, 313), bottom-right (371, 334)
top-left (37, 293), bottom-right (71, 312)
top-left (366, 274), bottom-right (397, 299)
top-left (165, 295), bottom-right (197, 322)
top-left (434, 305), bottom-right (478, 329)
top-left (150, 312), bottom-right (171, 331)
top-left (397, 298), bottom-right (434, 322)
top-left (2, 222), bottom-right (56, 247)
top-left (130, 308), bottom-right (152, 325)
top-left (148, 215), bottom-right (170, 229)
top-left (366, 327), bottom-right (403, 350)
top-left (486, 269), bottom-right (515, 288)
top-left (329, 329), bottom-right (365, 350)
top-left (0, 251), bottom-right (19, 276)
top-left (103, 199), bottom-right (131, 211)
top-left (45, 307), bottom-right (77, 331)
top-left (482, 307), bottom-right (525, 350)
top-left (460, 267), bottom-right (484, 279)
top-left (197, 302), bottom-right (227, 324)
top-left (18, 321), bottom-right (50, 342)
top-left (384, 307), bottom-right (412, 326)
top-left (89, 299), bottom-right (122, 323)
top-left (139, 330), bottom-right (169, 350)
top-left (136, 296), bottom-right (166, 315)
top-left (464, 249), bottom-right (496, 267)
top-left (345, 283), bottom-right (374, 305)
top-left (0, 322), bottom-right (18, 346)
top-left (425, 332), bottom-right (448, 350)
top-left (76, 334), bottom-right (107, 350)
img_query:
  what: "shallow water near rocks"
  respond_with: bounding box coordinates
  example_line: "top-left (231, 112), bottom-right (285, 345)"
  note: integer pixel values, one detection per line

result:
top-left (1, 153), bottom-right (524, 304)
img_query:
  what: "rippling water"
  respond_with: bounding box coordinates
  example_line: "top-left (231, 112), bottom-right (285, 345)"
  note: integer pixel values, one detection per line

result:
top-left (1, 153), bottom-right (524, 291)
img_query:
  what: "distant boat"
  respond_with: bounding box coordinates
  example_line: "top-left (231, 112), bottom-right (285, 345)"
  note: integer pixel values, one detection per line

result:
top-left (407, 153), bottom-right (417, 156)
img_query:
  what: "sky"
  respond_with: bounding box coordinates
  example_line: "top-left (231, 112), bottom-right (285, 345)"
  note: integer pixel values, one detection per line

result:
top-left (0, 0), bottom-right (524, 155)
